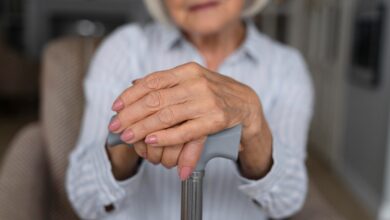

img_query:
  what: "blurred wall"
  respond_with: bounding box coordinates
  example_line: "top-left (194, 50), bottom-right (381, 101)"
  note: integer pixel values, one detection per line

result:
top-left (342, 0), bottom-right (390, 215)
top-left (380, 106), bottom-right (390, 219)
top-left (24, 0), bottom-right (149, 58)
top-left (267, 0), bottom-right (390, 218)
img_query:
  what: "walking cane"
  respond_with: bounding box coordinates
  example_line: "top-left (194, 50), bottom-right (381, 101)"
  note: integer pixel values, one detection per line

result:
top-left (107, 116), bottom-right (242, 220)
top-left (180, 125), bottom-right (241, 220)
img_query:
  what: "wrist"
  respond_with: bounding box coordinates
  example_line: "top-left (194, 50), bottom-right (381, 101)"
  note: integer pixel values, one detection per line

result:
top-left (242, 89), bottom-right (263, 140)
top-left (239, 136), bottom-right (273, 180)
top-left (239, 116), bottom-right (273, 180)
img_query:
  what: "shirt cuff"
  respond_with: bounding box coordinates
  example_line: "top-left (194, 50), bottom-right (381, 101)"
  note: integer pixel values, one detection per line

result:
top-left (91, 141), bottom-right (145, 207)
top-left (235, 138), bottom-right (288, 200)
top-left (117, 159), bottom-right (145, 190)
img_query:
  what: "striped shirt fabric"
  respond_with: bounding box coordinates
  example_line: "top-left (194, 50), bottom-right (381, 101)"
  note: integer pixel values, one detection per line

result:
top-left (66, 20), bottom-right (314, 220)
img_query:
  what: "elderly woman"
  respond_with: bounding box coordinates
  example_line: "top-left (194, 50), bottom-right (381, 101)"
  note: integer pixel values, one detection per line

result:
top-left (66, 0), bottom-right (314, 219)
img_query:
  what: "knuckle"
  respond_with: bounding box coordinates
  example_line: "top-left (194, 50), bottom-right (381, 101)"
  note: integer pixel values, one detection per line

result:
top-left (144, 74), bottom-right (162, 89)
top-left (158, 107), bottom-right (175, 125)
top-left (186, 62), bottom-right (202, 74)
top-left (186, 61), bottom-right (199, 68)
top-left (161, 156), bottom-right (176, 169)
top-left (134, 141), bottom-right (145, 150)
top-left (149, 160), bottom-right (160, 165)
top-left (179, 131), bottom-right (193, 143)
top-left (205, 96), bottom-right (219, 110)
top-left (147, 153), bottom-right (161, 165)
top-left (195, 77), bottom-right (210, 92)
top-left (213, 109), bottom-right (228, 128)
top-left (136, 122), bottom-right (149, 135)
top-left (167, 71), bottom-right (178, 83)
top-left (134, 148), bottom-right (145, 157)
top-left (162, 163), bottom-right (174, 169)
top-left (145, 91), bottom-right (162, 108)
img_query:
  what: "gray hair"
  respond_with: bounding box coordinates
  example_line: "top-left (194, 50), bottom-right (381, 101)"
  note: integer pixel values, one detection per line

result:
top-left (143, 0), bottom-right (270, 25)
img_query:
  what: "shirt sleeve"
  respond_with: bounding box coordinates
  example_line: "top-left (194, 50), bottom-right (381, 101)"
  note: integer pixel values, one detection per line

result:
top-left (235, 50), bottom-right (314, 219)
top-left (65, 24), bottom-right (147, 219)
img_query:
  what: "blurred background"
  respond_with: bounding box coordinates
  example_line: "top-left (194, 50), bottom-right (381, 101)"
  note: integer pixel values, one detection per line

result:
top-left (0, 0), bottom-right (389, 219)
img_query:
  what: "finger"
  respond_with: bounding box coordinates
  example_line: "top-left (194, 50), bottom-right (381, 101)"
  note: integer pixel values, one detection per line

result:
top-left (177, 137), bottom-right (206, 181)
top-left (112, 85), bottom-right (191, 133)
top-left (160, 144), bottom-right (183, 169)
top-left (146, 144), bottom-right (163, 165)
top-left (113, 70), bottom-right (179, 111)
top-left (112, 62), bottom-right (204, 111)
top-left (144, 117), bottom-right (221, 147)
top-left (120, 101), bottom-right (200, 144)
top-left (133, 141), bottom-right (147, 159)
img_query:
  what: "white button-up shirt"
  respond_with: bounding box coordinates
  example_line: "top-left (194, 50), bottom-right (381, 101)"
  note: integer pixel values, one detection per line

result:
top-left (66, 20), bottom-right (314, 220)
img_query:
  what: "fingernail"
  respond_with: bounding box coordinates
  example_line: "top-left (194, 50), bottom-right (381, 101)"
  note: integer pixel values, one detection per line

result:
top-left (141, 152), bottom-right (147, 159)
top-left (112, 98), bottom-right (124, 111)
top-left (120, 129), bottom-right (134, 142)
top-left (145, 135), bottom-right (158, 144)
top-left (108, 117), bottom-right (121, 131)
top-left (179, 166), bottom-right (193, 181)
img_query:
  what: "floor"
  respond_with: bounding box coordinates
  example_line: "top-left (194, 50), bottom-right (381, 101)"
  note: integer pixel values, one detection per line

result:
top-left (0, 114), bottom-right (374, 220)
top-left (306, 152), bottom-right (374, 220)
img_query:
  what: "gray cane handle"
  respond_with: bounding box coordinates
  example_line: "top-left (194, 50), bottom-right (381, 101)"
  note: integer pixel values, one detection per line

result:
top-left (106, 131), bottom-right (131, 147)
top-left (195, 125), bottom-right (242, 171)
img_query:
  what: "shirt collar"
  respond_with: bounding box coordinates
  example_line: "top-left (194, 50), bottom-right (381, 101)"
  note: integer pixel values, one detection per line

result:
top-left (161, 24), bottom-right (183, 51)
top-left (161, 19), bottom-right (264, 63)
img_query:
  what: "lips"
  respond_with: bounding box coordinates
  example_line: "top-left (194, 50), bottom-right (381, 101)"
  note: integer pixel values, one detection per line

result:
top-left (189, 1), bottom-right (220, 12)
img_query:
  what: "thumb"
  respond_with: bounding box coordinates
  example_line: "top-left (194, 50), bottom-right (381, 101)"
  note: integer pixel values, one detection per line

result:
top-left (131, 78), bottom-right (143, 85)
top-left (177, 136), bottom-right (207, 181)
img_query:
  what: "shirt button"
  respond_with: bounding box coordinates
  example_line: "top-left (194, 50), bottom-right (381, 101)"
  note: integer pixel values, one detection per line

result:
top-left (252, 199), bottom-right (262, 208)
top-left (104, 204), bottom-right (115, 213)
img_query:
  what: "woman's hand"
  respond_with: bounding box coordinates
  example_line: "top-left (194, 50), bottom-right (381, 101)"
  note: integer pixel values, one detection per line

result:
top-left (108, 62), bottom-right (272, 180)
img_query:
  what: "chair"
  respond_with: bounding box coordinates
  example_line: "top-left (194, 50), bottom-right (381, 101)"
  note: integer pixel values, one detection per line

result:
top-left (0, 36), bottom-right (344, 220)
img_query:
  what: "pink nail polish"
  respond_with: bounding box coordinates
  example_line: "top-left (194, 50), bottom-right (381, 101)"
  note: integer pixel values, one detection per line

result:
top-left (120, 129), bottom-right (134, 142)
top-left (112, 98), bottom-right (124, 111)
top-left (145, 135), bottom-right (158, 144)
top-left (179, 166), bottom-right (193, 181)
top-left (108, 117), bottom-right (121, 131)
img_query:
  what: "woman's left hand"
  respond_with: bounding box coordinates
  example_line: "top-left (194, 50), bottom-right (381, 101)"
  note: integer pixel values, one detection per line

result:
top-left (109, 62), bottom-right (270, 180)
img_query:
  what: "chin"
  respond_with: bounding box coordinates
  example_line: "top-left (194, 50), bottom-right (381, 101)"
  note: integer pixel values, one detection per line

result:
top-left (183, 20), bottom-right (232, 36)
top-left (188, 25), bottom-right (223, 35)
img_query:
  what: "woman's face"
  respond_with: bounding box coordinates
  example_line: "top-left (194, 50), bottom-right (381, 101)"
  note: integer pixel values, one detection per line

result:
top-left (164, 0), bottom-right (245, 35)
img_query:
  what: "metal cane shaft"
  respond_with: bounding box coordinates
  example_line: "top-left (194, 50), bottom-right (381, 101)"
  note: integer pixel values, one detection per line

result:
top-left (181, 171), bottom-right (204, 220)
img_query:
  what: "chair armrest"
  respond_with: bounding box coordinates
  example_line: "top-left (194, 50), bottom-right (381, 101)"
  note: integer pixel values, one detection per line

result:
top-left (0, 123), bottom-right (49, 220)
